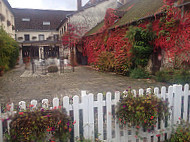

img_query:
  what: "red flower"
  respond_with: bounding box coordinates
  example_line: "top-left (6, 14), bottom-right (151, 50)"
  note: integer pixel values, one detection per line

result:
top-left (58, 120), bottom-right (61, 125)
top-left (150, 116), bottom-right (154, 120)
top-left (69, 128), bottom-right (72, 132)
top-left (19, 112), bottom-right (23, 115)
top-left (156, 134), bottom-right (161, 137)
top-left (29, 104), bottom-right (34, 108)
top-left (46, 126), bottom-right (52, 132)
top-left (53, 106), bottom-right (57, 109)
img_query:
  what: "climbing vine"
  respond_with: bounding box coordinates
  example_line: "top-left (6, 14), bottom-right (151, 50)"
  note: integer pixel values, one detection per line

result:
top-left (82, 0), bottom-right (190, 74)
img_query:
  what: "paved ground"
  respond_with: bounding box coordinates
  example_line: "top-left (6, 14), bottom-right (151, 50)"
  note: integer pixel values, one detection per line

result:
top-left (0, 65), bottom-right (167, 104)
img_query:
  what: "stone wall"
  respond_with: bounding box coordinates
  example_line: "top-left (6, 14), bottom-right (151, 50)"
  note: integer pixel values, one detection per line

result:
top-left (69, 0), bottom-right (118, 37)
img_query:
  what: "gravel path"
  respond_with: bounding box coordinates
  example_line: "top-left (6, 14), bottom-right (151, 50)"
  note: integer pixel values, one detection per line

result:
top-left (0, 65), bottom-right (167, 104)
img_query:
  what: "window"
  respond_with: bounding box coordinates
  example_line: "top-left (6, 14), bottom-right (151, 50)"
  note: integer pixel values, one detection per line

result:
top-left (22, 18), bottom-right (30, 22)
top-left (24, 34), bottom-right (30, 41)
top-left (43, 21), bottom-right (50, 25)
top-left (54, 34), bottom-right (59, 41)
top-left (39, 34), bottom-right (44, 41)
top-left (64, 26), bottom-right (66, 32)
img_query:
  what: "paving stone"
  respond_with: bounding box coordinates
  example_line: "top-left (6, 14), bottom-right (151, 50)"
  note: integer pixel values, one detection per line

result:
top-left (0, 65), bottom-right (167, 104)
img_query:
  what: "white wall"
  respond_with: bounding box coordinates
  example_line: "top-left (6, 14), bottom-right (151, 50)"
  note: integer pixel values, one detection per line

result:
top-left (59, 0), bottom-right (118, 37)
top-left (0, 0), bottom-right (15, 38)
top-left (16, 30), bottom-right (59, 42)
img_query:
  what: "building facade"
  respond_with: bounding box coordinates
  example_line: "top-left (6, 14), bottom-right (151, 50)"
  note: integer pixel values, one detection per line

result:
top-left (13, 8), bottom-right (73, 61)
top-left (0, 0), bottom-right (15, 38)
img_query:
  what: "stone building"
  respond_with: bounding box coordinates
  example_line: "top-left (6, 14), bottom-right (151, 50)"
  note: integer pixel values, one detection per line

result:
top-left (13, 8), bottom-right (73, 60)
top-left (0, 0), bottom-right (15, 38)
top-left (57, 0), bottom-right (120, 64)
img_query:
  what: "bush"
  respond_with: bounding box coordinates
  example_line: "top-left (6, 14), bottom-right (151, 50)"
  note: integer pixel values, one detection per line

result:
top-left (0, 27), bottom-right (19, 72)
top-left (130, 68), bottom-right (149, 79)
top-left (155, 69), bottom-right (190, 84)
top-left (7, 109), bottom-right (72, 142)
top-left (97, 51), bottom-right (115, 72)
top-left (116, 89), bottom-right (169, 129)
top-left (48, 65), bottom-right (58, 73)
top-left (167, 120), bottom-right (190, 142)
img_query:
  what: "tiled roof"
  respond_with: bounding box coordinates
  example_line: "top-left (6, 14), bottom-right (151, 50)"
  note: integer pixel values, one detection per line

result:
top-left (13, 8), bottom-right (74, 31)
top-left (82, 0), bottom-right (108, 9)
top-left (86, 0), bottom-right (163, 36)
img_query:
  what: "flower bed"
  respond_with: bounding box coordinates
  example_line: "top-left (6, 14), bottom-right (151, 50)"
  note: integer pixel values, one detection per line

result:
top-left (7, 108), bottom-right (72, 142)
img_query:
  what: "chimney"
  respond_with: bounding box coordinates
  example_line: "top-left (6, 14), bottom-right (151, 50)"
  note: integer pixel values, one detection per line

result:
top-left (90, 0), bottom-right (96, 4)
top-left (77, 0), bottom-right (82, 11)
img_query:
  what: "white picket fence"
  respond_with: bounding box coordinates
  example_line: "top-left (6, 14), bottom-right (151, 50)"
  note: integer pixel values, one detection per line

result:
top-left (0, 84), bottom-right (190, 142)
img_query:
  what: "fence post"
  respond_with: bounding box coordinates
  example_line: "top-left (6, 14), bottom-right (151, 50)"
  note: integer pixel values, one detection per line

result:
top-left (0, 105), bottom-right (3, 142)
top-left (63, 96), bottom-right (70, 115)
top-left (106, 92), bottom-right (112, 141)
top-left (53, 97), bottom-right (59, 109)
top-left (73, 96), bottom-right (80, 138)
top-left (82, 94), bottom-right (89, 139)
top-left (115, 91), bottom-right (120, 142)
top-left (97, 93), bottom-right (103, 140)
top-left (173, 84), bottom-right (182, 124)
top-left (88, 93), bottom-right (94, 140)
top-left (184, 84), bottom-right (189, 122)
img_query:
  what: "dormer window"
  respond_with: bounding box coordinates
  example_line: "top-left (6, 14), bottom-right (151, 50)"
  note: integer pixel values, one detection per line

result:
top-left (43, 21), bottom-right (50, 25)
top-left (22, 18), bottom-right (30, 22)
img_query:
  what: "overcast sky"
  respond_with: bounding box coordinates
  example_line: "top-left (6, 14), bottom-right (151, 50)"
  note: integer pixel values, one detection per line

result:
top-left (8, 0), bottom-right (89, 10)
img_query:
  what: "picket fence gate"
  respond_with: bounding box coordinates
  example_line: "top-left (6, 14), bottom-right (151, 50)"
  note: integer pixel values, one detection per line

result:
top-left (0, 84), bottom-right (190, 142)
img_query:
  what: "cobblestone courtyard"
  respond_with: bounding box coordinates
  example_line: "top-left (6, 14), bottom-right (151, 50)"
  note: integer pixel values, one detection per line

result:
top-left (0, 65), bottom-right (167, 103)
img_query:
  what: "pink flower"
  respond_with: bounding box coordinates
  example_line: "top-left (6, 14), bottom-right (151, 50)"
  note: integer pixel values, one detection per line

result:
top-left (136, 125), bottom-right (140, 129)
top-left (123, 105), bottom-right (126, 108)
top-left (73, 120), bottom-right (76, 125)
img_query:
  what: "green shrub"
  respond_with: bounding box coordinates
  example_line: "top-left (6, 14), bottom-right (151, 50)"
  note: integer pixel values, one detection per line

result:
top-left (0, 27), bottom-right (19, 72)
top-left (167, 120), bottom-right (190, 142)
top-left (155, 69), bottom-right (190, 84)
top-left (97, 51), bottom-right (115, 72)
top-left (125, 25), bottom-right (155, 68)
top-left (48, 65), bottom-right (58, 73)
top-left (130, 68), bottom-right (149, 79)
top-left (155, 70), bottom-right (173, 82)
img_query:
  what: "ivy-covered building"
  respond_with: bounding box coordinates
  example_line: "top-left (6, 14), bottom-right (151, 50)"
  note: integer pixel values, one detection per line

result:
top-left (81, 0), bottom-right (190, 74)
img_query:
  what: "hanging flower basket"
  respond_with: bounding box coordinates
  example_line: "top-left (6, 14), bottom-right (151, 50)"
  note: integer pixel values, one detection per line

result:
top-left (7, 20), bottom-right (11, 27)
top-left (116, 88), bottom-right (169, 129)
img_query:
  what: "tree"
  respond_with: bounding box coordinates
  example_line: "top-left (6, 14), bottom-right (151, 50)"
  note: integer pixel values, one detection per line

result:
top-left (0, 27), bottom-right (19, 75)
